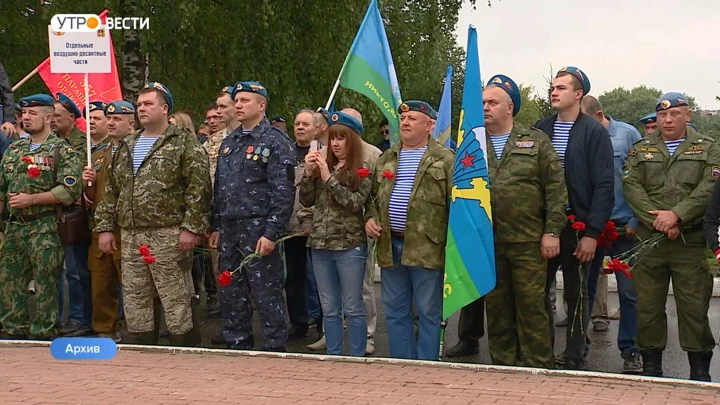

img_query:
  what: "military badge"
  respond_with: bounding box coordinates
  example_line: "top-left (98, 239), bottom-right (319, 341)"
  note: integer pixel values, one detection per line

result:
top-left (252, 155), bottom-right (259, 161)
top-left (121, 105), bottom-right (134, 113)
top-left (684, 145), bottom-right (704, 155)
top-left (644, 153), bottom-right (654, 160)
top-left (660, 100), bottom-right (671, 110)
top-left (331, 114), bottom-right (339, 122)
top-left (492, 77), bottom-right (502, 84)
top-left (107, 105), bottom-right (116, 113)
top-left (622, 165), bottom-right (631, 179)
top-left (221, 146), bottom-right (231, 156)
top-left (559, 67), bottom-right (567, 72)
top-left (628, 149), bottom-right (637, 156)
top-left (245, 146), bottom-right (254, 153)
top-left (400, 103), bottom-right (409, 112)
top-left (63, 176), bottom-right (77, 186)
top-left (515, 141), bottom-right (534, 148)
top-left (713, 166), bottom-right (720, 180)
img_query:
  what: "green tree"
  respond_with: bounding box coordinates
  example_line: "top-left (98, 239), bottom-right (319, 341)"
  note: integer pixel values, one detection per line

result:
top-left (599, 85), bottom-right (697, 130)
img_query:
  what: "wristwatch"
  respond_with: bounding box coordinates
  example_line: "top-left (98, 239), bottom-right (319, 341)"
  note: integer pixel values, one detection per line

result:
top-left (548, 232), bottom-right (559, 238)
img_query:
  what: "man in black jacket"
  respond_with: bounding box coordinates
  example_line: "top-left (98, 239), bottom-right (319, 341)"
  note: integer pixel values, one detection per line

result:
top-left (0, 62), bottom-right (16, 138)
top-left (535, 66), bottom-right (614, 370)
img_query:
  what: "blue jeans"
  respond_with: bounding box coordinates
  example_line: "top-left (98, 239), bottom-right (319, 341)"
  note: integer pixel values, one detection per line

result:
top-left (305, 250), bottom-right (322, 323)
top-left (63, 243), bottom-right (92, 327)
top-left (588, 234), bottom-right (639, 356)
top-left (381, 237), bottom-right (443, 360)
top-left (311, 246), bottom-right (367, 356)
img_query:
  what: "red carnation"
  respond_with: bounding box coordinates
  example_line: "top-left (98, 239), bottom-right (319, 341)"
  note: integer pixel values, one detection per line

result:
top-left (382, 170), bottom-right (395, 180)
top-left (217, 270), bottom-right (233, 287)
top-left (571, 221), bottom-right (586, 231)
top-left (356, 168), bottom-right (370, 178)
top-left (567, 214), bottom-right (576, 221)
top-left (138, 244), bottom-right (151, 256)
top-left (27, 167), bottom-right (41, 178)
top-left (142, 254), bottom-right (156, 264)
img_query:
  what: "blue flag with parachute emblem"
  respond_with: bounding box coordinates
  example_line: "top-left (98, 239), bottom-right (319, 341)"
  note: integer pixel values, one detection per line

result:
top-left (432, 65), bottom-right (455, 150)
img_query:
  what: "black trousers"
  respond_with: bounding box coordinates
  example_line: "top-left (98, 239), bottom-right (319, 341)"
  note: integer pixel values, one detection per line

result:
top-left (456, 297), bottom-right (485, 344)
top-left (192, 244), bottom-right (216, 297)
top-left (544, 224), bottom-right (590, 367)
top-left (284, 236), bottom-right (308, 326)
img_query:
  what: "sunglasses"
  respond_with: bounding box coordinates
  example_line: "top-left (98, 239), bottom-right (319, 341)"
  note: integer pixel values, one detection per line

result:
top-left (381, 129), bottom-right (389, 135)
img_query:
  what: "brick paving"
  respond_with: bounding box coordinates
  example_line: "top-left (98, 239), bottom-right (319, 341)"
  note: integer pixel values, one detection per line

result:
top-left (2, 343), bottom-right (720, 405)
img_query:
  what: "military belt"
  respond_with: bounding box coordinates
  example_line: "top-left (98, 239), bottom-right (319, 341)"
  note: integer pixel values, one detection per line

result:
top-left (391, 231), bottom-right (405, 239)
top-left (8, 210), bottom-right (56, 224)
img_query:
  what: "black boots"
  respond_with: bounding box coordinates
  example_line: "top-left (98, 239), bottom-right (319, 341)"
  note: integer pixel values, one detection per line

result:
top-left (688, 351), bottom-right (713, 382)
top-left (640, 349), bottom-right (663, 377)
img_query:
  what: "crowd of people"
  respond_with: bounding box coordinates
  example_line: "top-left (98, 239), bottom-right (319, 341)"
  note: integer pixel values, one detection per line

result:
top-left (0, 64), bottom-right (719, 382)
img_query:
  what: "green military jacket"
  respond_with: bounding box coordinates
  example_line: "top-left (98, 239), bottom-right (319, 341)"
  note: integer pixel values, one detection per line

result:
top-left (299, 166), bottom-right (371, 250)
top-left (87, 137), bottom-right (121, 260)
top-left (366, 139), bottom-right (454, 270)
top-left (487, 122), bottom-right (567, 243)
top-left (623, 127), bottom-right (720, 239)
top-left (63, 127), bottom-right (87, 162)
top-left (0, 132), bottom-right (82, 233)
top-left (94, 124), bottom-right (212, 235)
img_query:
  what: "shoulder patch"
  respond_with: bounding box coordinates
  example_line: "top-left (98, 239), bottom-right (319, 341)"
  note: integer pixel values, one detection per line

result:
top-left (622, 165), bottom-right (631, 179)
top-left (712, 166), bottom-right (720, 180)
top-left (63, 175), bottom-right (77, 186)
top-left (628, 148), bottom-right (637, 156)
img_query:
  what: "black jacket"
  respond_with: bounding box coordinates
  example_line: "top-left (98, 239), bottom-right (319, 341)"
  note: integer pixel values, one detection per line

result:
top-left (703, 180), bottom-right (720, 253)
top-left (535, 112), bottom-right (614, 239)
top-left (0, 63), bottom-right (14, 124)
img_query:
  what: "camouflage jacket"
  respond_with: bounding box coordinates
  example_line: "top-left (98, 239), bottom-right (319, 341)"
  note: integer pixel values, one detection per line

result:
top-left (94, 124), bottom-right (212, 234)
top-left (623, 127), bottom-right (720, 238)
top-left (299, 165), bottom-right (371, 250)
top-left (366, 139), bottom-right (454, 270)
top-left (288, 143), bottom-right (314, 235)
top-left (0, 132), bottom-right (82, 233)
top-left (203, 127), bottom-right (228, 187)
top-left (487, 123), bottom-right (567, 243)
top-left (88, 138), bottom-right (121, 260)
top-left (210, 119), bottom-right (296, 241)
top-left (62, 127), bottom-right (87, 162)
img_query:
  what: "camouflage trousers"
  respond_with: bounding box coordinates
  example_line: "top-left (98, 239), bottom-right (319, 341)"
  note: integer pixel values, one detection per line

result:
top-left (633, 232), bottom-right (715, 352)
top-left (486, 242), bottom-right (552, 368)
top-left (0, 219), bottom-right (63, 338)
top-left (218, 218), bottom-right (288, 350)
top-left (88, 231), bottom-right (121, 334)
top-left (120, 226), bottom-right (194, 335)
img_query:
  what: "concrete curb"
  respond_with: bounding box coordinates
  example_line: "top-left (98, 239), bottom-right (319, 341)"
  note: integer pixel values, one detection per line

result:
top-left (3, 340), bottom-right (719, 390)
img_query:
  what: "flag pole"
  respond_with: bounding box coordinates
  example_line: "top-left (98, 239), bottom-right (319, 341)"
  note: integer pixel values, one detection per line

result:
top-left (84, 72), bottom-right (93, 186)
top-left (12, 67), bottom-right (40, 92)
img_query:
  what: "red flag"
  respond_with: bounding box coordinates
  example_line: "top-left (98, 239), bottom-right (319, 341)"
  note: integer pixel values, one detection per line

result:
top-left (37, 10), bottom-right (122, 132)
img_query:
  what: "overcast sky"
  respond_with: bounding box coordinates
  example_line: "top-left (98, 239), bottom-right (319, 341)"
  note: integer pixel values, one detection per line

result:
top-left (455, 0), bottom-right (720, 110)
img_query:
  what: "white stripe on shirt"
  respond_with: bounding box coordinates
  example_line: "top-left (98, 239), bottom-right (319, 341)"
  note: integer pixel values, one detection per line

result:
top-left (132, 135), bottom-right (159, 175)
top-left (552, 121), bottom-right (573, 170)
top-left (389, 147), bottom-right (426, 233)
top-left (29, 143), bottom-right (42, 151)
top-left (665, 139), bottom-right (684, 156)
top-left (490, 133), bottom-right (511, 160)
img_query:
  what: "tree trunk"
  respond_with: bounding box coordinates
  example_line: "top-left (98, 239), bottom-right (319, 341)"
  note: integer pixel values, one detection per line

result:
top-left (119, 0), bottom-right (144, 103)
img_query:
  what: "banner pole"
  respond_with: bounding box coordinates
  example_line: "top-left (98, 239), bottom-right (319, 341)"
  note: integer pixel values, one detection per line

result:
top-left (11, 68), bottom-right (40, 92)
top-left (84, 72), bottom-right (93, 186)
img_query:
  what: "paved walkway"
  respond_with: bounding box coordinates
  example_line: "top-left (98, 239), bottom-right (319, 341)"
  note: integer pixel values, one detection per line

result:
top-left (2, 343), bottom-right (720, 405)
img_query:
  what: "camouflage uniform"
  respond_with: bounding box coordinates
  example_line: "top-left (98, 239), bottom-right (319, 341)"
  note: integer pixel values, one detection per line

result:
top-left (62, 127), bottom-right (87, 160)
top-left (211, 119), bottom-right (296, 350)
top-left (0, 133), bottom-right (82, 338)
top-left (203, 127), bottom-right (228, 187)
top-left (484, 123), bottom-right (567, 368)
top-left (623, 128), bottom-right (720, 369)
top-left (86, 137), bottom-right (122, 336)
top-left (366, 138), bottom-right (454, 360)
top-left (95, 124), bottom-right (211, 343)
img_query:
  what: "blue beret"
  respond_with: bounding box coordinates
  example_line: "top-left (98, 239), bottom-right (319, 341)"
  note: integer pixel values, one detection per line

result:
top-left (19, 94), bottom-right (55, 108)
top-left (557, 66), bottom-right (591, 95)
top-left (486, 74), bottom-right (521, 116)
top-left (84, 101), bottom-right (107, 118)
top-left (639, 112), bottom-right (657, 124)
top-left (329, 111), bottom-right (364, 134)
top-left (231, 81), bottom-right (268, 100)
top-left (105, 100), bottom-right (136, 115)
top-left (271, 116), bottom-right (286, 123)
top-left (316, 107), bottom-right (332, 122)
top-left (144, 82), bottom-right (174, 112)
top-left (221, 84), bottom-right (235, 95)
top-left (398, 100), bottom-right (437, 120)
top-left (687, 122), bottom-right (698, 130)
top-left (14, 103), bottom-right (21, 111)
top-left (655, 92), bottom-right (689, 112)
top-left (55, 92), bottom-right (81, 117)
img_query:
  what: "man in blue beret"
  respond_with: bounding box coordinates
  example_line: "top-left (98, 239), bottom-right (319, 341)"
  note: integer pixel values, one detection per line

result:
top-left (95, 82), bottom-right (211, 346)
top-left (581, 95), bottom-right (643, 373)
top-left (625, 92), bottom-right (720, 381)
top-left (639, 112), bottom-right (658, 137)
top-left (0, 94), bottom-right (82, 340)
top-left (50, 92), bottom-right (92, 337)
top-left (365, 99), bottom-right (454, 360)
top-left (535, 66), bottom-right (615, 370)
top-left (82, 100), bottom-right (132, 342)
top-left (207, 80), bottom-right (296, 351)
top-left (445, 76), bottom-right (566, 368)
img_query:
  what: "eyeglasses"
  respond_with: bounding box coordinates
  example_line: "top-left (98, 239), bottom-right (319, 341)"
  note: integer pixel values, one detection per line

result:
top-left (381, 130), bottom-right (389, 135)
